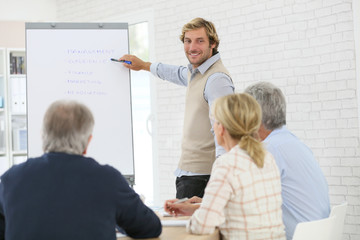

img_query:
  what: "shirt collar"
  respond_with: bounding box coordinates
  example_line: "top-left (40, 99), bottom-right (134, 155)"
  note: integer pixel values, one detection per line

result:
top-left (188, 53), bottom-right (221, 75)
top-left (264, 125), bottom-right (287, 142)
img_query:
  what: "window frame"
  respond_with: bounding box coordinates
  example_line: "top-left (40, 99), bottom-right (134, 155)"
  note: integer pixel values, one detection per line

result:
top-left (99, 9), bottom-right (160, 205)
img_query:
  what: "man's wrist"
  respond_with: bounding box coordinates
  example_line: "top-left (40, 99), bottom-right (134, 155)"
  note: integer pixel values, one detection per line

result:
top-left (143, 62), bottom-right (151, 71)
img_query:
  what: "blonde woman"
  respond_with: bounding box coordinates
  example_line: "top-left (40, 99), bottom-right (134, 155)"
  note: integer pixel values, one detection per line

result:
top-left (165, 93), bottom-right (285, 240)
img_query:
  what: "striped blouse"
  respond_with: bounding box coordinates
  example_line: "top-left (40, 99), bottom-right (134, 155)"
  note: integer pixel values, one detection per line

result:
top-left (187, 145), bottom-right (285, 240)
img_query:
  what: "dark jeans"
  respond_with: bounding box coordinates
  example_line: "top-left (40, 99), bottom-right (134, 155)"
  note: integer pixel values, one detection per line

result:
top-left (175, 175), bottom-right (210, 199)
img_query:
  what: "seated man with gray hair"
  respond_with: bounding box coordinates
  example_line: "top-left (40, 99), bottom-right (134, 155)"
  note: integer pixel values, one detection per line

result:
top-left (245, 82), bottom-right (330, 240)
top-left (0, 100), bottom-right (162, 240)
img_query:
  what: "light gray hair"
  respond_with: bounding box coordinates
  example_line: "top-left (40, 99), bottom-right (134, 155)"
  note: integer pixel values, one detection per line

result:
top-left (245, 82), bottom-right (286, 130)
top-left (42, 100), bottom-right (94, 155)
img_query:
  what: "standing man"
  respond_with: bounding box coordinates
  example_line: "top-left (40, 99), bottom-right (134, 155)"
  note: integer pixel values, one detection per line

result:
top-left (245, 82), bottom-right (330, 240)
top-left (121, 18), bottom-right (234, 198)
top-left (0, 100), bottom-right (162, 240)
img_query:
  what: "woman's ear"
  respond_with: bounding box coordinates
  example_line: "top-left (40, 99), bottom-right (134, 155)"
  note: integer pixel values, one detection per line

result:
top-left (218, 123), bottom-right (225, 136)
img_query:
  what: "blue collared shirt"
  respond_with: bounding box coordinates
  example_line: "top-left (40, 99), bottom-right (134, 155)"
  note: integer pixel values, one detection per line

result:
top-left (150, 53), bottom-right (234, 176)
top-left (263, 126), bottom-right (330, 240)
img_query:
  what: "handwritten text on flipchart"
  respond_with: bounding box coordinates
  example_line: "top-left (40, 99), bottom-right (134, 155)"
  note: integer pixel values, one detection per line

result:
top-left (64, 48), bottom-right (116, 96)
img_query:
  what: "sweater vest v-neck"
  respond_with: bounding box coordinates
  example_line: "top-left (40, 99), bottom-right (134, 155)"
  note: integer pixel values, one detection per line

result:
top-left (178, 59), bottom-right (230, 174)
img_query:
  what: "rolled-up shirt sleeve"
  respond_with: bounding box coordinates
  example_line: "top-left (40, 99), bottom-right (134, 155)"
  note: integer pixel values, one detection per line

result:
top-left (187, 158), bottom-right (231, 234)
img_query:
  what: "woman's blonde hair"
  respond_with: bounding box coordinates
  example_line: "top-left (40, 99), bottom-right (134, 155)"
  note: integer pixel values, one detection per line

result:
top-left (212, 93), bottom-right (265, 168)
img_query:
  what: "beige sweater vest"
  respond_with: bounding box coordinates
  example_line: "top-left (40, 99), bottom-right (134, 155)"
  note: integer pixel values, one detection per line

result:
top-left (178, 59), bottom-right (231, 174)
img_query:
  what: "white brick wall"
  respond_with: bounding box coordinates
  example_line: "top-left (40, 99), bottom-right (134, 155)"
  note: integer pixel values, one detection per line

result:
top-left (57, 0), bottom-right (359, 239)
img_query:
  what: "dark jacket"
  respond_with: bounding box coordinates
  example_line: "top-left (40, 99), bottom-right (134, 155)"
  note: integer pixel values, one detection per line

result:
top-left (0, 152), bottom-right (161, 240)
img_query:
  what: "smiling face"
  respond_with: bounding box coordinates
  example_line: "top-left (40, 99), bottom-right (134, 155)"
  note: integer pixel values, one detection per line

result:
top-left (183, 27), bottom-right (215, 69)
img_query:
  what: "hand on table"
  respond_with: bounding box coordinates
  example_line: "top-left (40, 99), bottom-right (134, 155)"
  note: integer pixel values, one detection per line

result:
top-left (164, 196), bottom-right (202, 216)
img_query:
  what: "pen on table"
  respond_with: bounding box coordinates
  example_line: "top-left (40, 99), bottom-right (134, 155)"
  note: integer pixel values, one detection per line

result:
top-left (110, 58), bottom-right (132, 64)
top-left (174, 197), bottom-right (189, 204)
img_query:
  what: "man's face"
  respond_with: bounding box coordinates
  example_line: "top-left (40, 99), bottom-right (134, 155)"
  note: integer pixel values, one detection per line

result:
top-left (183, 27), bottom-right (215, 69)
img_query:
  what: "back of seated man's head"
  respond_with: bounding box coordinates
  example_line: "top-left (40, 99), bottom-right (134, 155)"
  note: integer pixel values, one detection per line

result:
top-left (245, 82), bottom-right (286, 131)
top-left (42, 100), bottom-right (94, 155)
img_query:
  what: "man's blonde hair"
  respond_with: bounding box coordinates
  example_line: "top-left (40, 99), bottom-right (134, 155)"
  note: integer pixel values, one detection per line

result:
top-left (180, 18), bottom-right (220, 55)
top-left (212, 93), bottom-right (265, 168)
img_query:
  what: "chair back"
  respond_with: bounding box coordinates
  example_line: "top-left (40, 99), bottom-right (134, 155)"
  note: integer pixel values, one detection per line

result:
top-left (329, 202), bottom-right (348, 240)
top-left (292, 216), bottom-right (335, 240)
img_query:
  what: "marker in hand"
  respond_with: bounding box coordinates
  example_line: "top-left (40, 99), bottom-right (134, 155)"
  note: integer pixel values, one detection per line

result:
top-left (110, 58), bottom-right (132, 64)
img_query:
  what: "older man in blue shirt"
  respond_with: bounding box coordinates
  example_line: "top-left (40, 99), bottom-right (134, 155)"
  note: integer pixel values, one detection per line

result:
top-left (245, 82), bottom-right (330, 240)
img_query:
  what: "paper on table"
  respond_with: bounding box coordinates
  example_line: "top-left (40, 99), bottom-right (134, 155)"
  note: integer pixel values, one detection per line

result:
top-left (161, 219), bottom-right (189, 227)
top-left (162, 211), bottom-right (173, 217)
top-left (116, 232), bottom-right (127, 238)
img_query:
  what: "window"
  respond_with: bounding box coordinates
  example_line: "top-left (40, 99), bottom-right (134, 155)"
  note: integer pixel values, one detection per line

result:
top-left (129, 22), bottom-right (155, 205)
top-left (101, 10), bottom-right (158, 206)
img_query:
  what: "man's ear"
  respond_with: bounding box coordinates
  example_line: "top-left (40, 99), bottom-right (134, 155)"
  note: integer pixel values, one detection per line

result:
top-left (258, 124), bottom-right (271, 141)
top-left (210, 42), bottom-right (216, 51)
top-left (82, 135), bottom-right (93, 155)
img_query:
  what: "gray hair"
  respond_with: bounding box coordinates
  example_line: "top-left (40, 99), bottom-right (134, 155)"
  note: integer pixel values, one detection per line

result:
top-left (42, 100), bottom-right (94, 155)
top-left (245, 82), bottom-right (286, 130)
